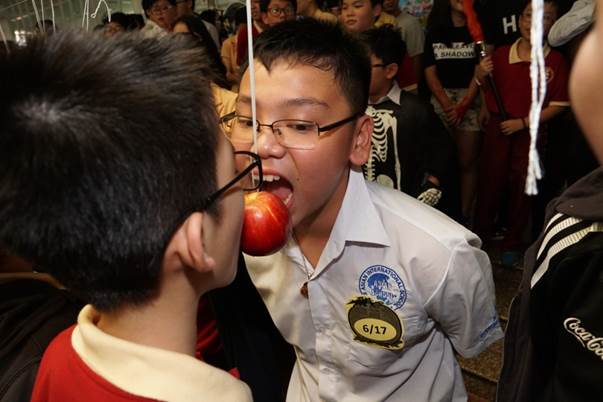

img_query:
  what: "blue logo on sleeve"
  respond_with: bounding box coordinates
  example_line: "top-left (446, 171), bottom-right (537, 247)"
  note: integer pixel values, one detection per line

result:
top-left (359, 265), bottom-right (407, 310)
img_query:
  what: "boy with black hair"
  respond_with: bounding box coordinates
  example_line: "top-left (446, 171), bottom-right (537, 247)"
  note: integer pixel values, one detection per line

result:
top-left (340, 0), bottom-right (385, 33)
top-left (230, 18), bottom-right (502, 401)
top-left (0, 32), bottom-right (253, 401)
top-left (361, 25), bottom-right (459, 216)
top-left (474, 0), bottom-right (570, 266)
top-left (141, 0), bottom-right (178, 36)
top-left (260, 0), bottom-right (297, 28)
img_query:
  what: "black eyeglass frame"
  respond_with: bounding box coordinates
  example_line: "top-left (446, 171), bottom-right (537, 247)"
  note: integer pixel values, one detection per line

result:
top-left (202, 150), bottom-right (263, 209)
top-left (220, 112), bottom-right (364, 148)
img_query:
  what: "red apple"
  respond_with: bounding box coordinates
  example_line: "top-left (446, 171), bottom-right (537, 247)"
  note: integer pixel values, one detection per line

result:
top-left (241, 191), bottom-right (292, 256)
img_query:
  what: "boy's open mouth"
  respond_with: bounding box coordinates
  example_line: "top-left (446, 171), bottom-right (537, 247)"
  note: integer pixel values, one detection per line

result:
top-left (255, 174), bottom-right (294, 207)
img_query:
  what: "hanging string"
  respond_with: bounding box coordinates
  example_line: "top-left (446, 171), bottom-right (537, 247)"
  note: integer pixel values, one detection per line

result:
top-left (525, 0), bottom-right (546, 195)
top-left (41, 0), bottom-right (45, 31)
top-left (91, 0), bottom-right (111, 21)
top-left (50, 0), bottom-right (55, 31)
top-left (0, 23), bottom-right (10, 55)
top-left (245, 0), bottom-right (259, 159)
top-left (31, 0), bottom-right (42, 30)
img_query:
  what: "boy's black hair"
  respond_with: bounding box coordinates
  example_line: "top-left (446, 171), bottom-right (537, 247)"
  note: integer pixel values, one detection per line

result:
top-left (142, 0), bottom-right (176, 17)
top-left (519, 0), bottom-right (558, 14)
top-left (0, 32), bottom-right (219, 312)
top-left (102, 12), bottom-right (130, 29)
top-left (339, 0), bottom-right (382, 7)
top-left (361, 25), bottom-right (406, 66)
top-left (253, 18), bottom-right (370, 114)
top-left (259, 0), bottom-right (298, 14)
top-left (426, 0), bottom-right (452, 31)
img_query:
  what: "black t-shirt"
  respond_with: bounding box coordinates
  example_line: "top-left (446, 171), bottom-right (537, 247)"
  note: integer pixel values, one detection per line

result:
top-left (423, 25), bottom-right (477, 89)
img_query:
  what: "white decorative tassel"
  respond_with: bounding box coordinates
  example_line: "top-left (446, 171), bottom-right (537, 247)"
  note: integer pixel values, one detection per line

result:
top-left (526, 0), bottom-right (547, 195)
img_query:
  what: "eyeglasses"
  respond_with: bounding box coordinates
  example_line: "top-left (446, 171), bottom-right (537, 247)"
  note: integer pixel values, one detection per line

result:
top-left (149, 4), bottom-right (173, 15)
top-left (202, 151), bottom-right (263, 209)
top-left (268, 6), bottom-right (294, 16)
top-left (371, 63), bottom-right (386, 68)
top-left (220, 112), bottom-right (363, 150)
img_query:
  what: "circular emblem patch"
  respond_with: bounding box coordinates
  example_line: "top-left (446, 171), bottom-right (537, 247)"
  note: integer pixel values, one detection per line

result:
top-left (346, 296), bottom-right (404, 350)
top-left (359, 265), bottom-right (407, 310)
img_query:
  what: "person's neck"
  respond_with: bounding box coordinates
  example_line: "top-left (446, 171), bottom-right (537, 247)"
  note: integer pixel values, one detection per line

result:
top-left (97, 277), bottom-right (200, 356)
top-left (518, 37), bottom-right (532, 60)
top-left (303, 2), bottom-right (318, 17)
top-left (294, 169), bottom-right (350, 267)
top-left (451, 10), bottom-right (466, 27)
top-left (369, 82), bottom-right (394, 104)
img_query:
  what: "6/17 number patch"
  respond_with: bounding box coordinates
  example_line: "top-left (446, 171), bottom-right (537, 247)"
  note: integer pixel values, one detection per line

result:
top-left (346, 296), bottom-right (404, 350)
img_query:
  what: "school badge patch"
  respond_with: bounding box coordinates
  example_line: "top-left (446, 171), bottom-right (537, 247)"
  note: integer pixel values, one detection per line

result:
top-left (346, 296), bottom-right (404, 350)
top-left (358, 265), bottom-right (407, 310)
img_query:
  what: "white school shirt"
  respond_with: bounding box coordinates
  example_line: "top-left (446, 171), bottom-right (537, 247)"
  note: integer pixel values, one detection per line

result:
top-left (245, 169), bottom-right (503, 402)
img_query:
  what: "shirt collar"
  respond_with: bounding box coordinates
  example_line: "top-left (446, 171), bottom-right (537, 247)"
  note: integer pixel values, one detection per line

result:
top-left (370, 81), bottom-right (402, 106)
top-left (318, 169), bottom-right (391, 265)
top-left (71, 305), bottom-right (252, 402)
top-left (509, 37), bottom-right (551, 64)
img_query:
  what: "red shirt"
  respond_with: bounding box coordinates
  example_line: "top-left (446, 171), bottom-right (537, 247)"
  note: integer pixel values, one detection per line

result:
top-left (31, 326), bottom-right (155, 402)
top-left (485, 39), bottom-right (570, 118)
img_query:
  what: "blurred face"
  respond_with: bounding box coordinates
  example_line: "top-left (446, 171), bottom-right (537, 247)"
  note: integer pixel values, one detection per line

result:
top-left (341, 0), bottom-right (380, 33)
top-left (570, 5), bottom-right (603, 163)
top-left (175, 0), bottom-right (192, 18)
top-left (369, 54), bottom-right (395, 101)
top-left (262, 0), bottom-right (296, 27)
top-left (382, 0), bottom-right (398, 14)
top-left (519, 3), bottom-right (558, 43)
top-left (450, 0), bottom-right (464, 13)
top-left (236, 61), bottom-right (370, 228)
top-left (205, 133), bottom-right (245, 288)
top-left (103, 21), bottom-right (124, 37)
top-left (252, 0), bottom-right (262, 21)
top-left (148, 0), bottom-right (177, 31)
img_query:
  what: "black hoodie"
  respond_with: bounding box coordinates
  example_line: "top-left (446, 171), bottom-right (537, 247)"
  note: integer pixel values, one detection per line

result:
top-left (497, 167), bottom-right (603, 402)
top-left (0, 277), bottom-right (81, 402)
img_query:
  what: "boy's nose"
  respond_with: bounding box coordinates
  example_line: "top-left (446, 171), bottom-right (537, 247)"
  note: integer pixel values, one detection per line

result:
top-left (256, 128), bottom-right (287, 159)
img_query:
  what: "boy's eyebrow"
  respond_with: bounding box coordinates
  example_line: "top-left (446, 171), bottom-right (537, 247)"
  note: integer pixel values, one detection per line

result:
top-left (237, 95), bottom-right (330, 109)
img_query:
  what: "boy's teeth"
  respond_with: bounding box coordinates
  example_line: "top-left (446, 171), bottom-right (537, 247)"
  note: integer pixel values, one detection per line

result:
top-left (262, 174), bottom-right (281, 182)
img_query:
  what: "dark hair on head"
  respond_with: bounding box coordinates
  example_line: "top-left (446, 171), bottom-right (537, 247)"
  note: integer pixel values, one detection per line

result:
top-left (175, 15), bottom-right (229, 87)
top-left (253, 19), bottom-right (370, 113)
top-left (339, 0), bottom-right (381, 7)
top-left (519, 0), bottom-right (558, 14)
top-left (426, 0), bottom-right (452, 31)
top-left (200, 9), bottom-right (218, 24)
top-left (142, 0), bottom-right (176, 17)
top-left (127, 14), bottom-right (145, 30)
top-left (234, 6), bottom-right (248, 25)
top-left (0, 31), bottom-right (219, 312)
top-left (102, 12), bottom-right (130, 29)
top-left (361, 24), bottom-right (406, 66)
top-left (259, 0), bottom-right (297, 13)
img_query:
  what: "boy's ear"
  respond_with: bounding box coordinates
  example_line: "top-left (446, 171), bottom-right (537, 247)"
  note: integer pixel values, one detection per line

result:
top-left (385, 63), bottom-right (398, 80)
top-left (166, 212), bottom-right (216, 274)
top-left (349, 114), bottom-right (373, 166)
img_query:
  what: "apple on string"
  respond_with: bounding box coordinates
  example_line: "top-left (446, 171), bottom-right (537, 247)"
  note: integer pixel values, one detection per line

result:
top-left (241, 190), bottom-right (292, 256)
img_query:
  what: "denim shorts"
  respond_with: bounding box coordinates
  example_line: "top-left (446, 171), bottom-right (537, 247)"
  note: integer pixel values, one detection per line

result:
top-left (431, 87), bottom-right (481, 132)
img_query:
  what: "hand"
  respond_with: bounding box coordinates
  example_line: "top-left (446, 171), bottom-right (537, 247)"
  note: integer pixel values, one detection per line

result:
top-left (476, 56), bottom-right (494, 81)
top-left (500, 118), bottom-right (524, 135)
top-left (441, 101), bottom-right (459, 126)
top-left (418, 188), bottom-right (442, 207)
top-left (455, 98), bottom-right (471, 124)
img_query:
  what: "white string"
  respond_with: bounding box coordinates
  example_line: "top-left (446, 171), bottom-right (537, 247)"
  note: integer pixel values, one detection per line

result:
top-left (525, 0), bottom-right (546, 195)
top-left (31, 0), bottom-right (42, 30)
top-left (0, 23), bottom-right (9, 55)
top-left (91, 0), bottom-right (111, 20)
top-left (245, 0), bottom-right (258, 157)
top-left (41, 0), bottom-right (45, 31)
top-left (81, 0), bottom-right (88, 28)
top-left (50, 0), bottom-right (55, 31)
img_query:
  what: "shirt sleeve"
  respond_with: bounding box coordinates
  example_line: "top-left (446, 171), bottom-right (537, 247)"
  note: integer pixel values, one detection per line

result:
top-left (547, 52), bottom-right (570, 107)
top-left (424, 241), bottom-right (504, 358)
top-left (422, 31), bottom-right (436, 68)
top-left (399, 14), bottom-right (425, 57)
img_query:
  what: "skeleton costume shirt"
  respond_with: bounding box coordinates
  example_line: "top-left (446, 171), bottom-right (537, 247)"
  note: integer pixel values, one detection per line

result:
top-left (363, 82), bottom-right (456, 208)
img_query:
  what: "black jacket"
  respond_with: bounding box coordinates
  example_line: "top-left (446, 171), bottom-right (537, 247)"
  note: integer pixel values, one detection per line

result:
top-left (0, 278), bottom-right (81, 402)
top-left (497, 167), bottom-right (603, 402)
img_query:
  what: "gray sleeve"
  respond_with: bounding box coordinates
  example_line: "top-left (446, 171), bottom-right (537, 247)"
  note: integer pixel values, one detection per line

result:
top-left (548, 0), bottom-right (595, 47)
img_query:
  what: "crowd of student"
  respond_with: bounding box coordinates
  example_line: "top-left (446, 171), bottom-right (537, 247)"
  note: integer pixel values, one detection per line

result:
top-left (0, 0), bottom-right (601, 401)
